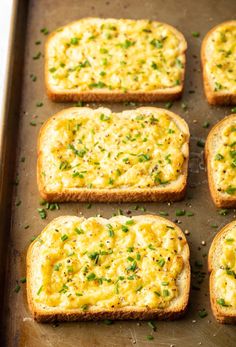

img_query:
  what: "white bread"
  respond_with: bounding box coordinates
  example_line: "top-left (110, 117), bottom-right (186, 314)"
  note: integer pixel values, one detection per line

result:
top-left (205, 114), bottom-right (236, 208)
top-left (27, 215), bottom-right (190, 322)
top-left (201, 21), bottom-right (236, 105)
top-left (45, 18), bottom-right (187, 102)
top-left (208, 221), bottom-right (236, 324)
top-left (37, 107), bottom-right (189, 202)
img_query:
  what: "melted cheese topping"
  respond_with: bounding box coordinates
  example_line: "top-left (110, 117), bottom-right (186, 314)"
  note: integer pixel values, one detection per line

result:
top-left (212, 123), bottom-right (236, 195)
top-left (215, 227), bottom-right (236, 308)
top-left (47, 18), bottom-right (185, 92)
top-left (32, 216), bottom-right (186, 310)
top-left (205, 22), bottom-right (236, 93)
top-left (40, 108), bottom-right (187, 192)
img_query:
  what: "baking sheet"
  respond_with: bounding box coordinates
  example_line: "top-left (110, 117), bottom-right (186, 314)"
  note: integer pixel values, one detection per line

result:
top-left (0, 0), bottom-right (236, 346)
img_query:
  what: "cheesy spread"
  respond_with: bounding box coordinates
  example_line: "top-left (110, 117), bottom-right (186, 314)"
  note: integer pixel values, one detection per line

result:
top-left (213, 122), bottom-right (236, 195)
top-left (205, 22), bottom-right (236, 93)
top-left (33, 216), bottom-right (186, 310)
top-left (39, 108), bottom-right (187, 192)
top-left (47, 18), bottom-right (185, 92)
top-left (215, 227), bottom-right (236, 308)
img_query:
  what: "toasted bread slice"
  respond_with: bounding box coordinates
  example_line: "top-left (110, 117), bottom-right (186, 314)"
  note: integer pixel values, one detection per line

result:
top-left (205, 114), bottom-right (236, 208)
top-left (201, 21), bottom-right (236, 105)
top-left (27, 215), bottom-right (190, 322)
top-left (45, 18), bottom-right (187, 102)
top-left (37, 107), bottom-right (189, 202)
top-left (208, 221), bottom-right (236, 324)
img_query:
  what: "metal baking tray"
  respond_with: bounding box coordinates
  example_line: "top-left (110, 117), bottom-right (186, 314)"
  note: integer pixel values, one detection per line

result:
top-left (0, 0), bottom-right (236, 346)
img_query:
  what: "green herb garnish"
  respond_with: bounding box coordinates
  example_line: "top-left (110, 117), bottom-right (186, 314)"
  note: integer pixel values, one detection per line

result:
top-left (192, 31), bottom-right (200, 37)
top-left (175, 209), bottom-right (186, 216)
top-left (87, 273), bottom-right (96, 281)
top-left (37, 208), bottom-right (46, 219)
top-left (70, 37), bottom-right (79, 45)
top-left (61, 234), bottom-right (68, 241)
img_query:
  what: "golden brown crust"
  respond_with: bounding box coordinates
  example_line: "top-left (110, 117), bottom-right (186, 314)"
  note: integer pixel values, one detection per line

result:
top-left (27, 215), bottom-right (190, 323)
top-left (205, 114), bottom-right (236, 208)
top-left (37, 107), bottom-right (189, 203)
top-left (45, 18), bottom-right (187, 102)
top-left (208, 221), bottom-right (236, 324)
top-left (201, 20), bottom-right (236, 105)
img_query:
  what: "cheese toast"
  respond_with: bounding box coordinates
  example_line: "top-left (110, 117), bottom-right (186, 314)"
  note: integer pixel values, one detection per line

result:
top-left (37, 107), bottom-right (189, 202)
top-left (27, 215), bottom-right (190, 322)
top-left (201, 21), bottom-right (236, 105)
top-left (209, 221), bottom-right (236, 324)
top-left (45, 18), bottom-right (187, 102)
top-left (205, 114), bottom-right (236, 207)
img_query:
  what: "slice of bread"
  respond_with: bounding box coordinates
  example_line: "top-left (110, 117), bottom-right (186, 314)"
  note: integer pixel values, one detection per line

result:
top-left (45, 18), bottom-right (187, 102)
top-left (205, 114), bottom-right (236, 208)
top-left (201, 21), bottom-right (236, 105)
top-left (37, 107), bottom-right (189, 202)
top-left (27, 214), bottom-right (190, 322)
top-left (208, 221), bottom-right (236, 324)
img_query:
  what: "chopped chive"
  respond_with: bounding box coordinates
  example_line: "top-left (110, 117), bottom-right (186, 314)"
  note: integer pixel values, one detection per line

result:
top-left (175, 209), bottom-right (185, 216)
top-left (37, 208), bottom-right (46, 219)
top-left (211, 223), bottom-right (218, 228)
top-left (197, 139), bottom-right (205, 148)
top-left (157, 258), bottom-right (165, 267)
top-left (198, 309), bottom-right (208, 318)
top-left (146, 335), bottom-right (154, 341)
top-left (20, 277), bottom-right (26, 283)
top-left (30, 74), bottom-right (37, 81)
top-left (87, 273), bottom-right (96, 281)
top-left (61, 234), bottom-right (68, 241)
top-left (192, 31), bottom-right (200, 38)
top-left (37, 285), bottom-right (43, 295)
top-left (217, 298), bottom-right (230, 307)
top-left (81, 304), bottom-right (88, 311)
top-left (158, 211), bottom-right (169, 216)
top-left (186, 211), bottom-right (194, 217)
top-left (122, 225), bottom-right (129, 233)
top-left (225, 186), bottom-right (236, 195)
top-left (40, 27), bottom-right (49, 35)
top-left (75, 227), bottom-right (84, 235)
top-left (14, 284), bottom-right (21, 293)
top-left (218, 209), bottom-right (228, 216)
top-left (126, 219), bottom-right (134, 225)
top-left (165, 101), bottom-right (173, 109)
top-left (202, 121), bottom-right (210, 128)
top-left (163, 289), bottom-right (169, 297)
top-left (148, 321), bottom-right (156, 331)
top-left (33, 52), bottom-right (41, 60)
top-left (215, 153), bottom-right (224, 161)
top-left (181, 102), bottom-right (188, 111)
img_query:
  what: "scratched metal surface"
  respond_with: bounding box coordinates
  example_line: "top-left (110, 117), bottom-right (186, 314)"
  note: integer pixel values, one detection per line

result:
top-left (0, 0), bottom-right (236, 346)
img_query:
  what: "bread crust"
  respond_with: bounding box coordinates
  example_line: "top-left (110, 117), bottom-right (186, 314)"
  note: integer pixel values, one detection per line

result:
top-left (208, 221), bottom-right (236, 324)
top-left (37, 107), bottom-right (189, 203)
top-left (45, 18), bottom-right (187, 102)
top-left (201, 20), bottom-right (236, 105)
top-left (27, 215), bottom-right (190, 323)
top-left (205, 114), bottom-right (236, 208)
